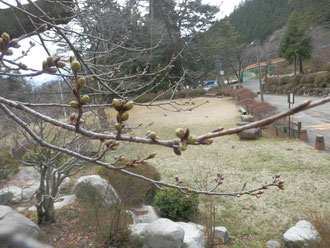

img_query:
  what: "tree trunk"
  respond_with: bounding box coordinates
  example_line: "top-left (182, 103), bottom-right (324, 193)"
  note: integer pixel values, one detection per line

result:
top-left (0, 0), bottom-right (73, 38)
top-left (299, 56), bottom-right (304, 74)
top-left (36, 189), bottom-right (56, 226)
top-left (293, 55), bottom-right (297, 75)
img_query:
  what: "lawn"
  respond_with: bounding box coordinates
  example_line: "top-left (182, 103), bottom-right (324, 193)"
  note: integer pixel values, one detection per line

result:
top-left (102, 96), bottom-right (330, 247)
top-left (15, 96), bottom-right (329, 247)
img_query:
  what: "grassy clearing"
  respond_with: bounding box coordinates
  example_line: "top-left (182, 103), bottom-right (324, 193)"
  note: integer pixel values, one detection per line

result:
top-left (6, 96), bottom-right (329, 247)
top-left (102, 96), bottom-right (329, 247)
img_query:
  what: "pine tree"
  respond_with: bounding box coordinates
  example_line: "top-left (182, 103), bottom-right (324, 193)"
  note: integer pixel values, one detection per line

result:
top-left (278, 12), bottom-right (312, 74)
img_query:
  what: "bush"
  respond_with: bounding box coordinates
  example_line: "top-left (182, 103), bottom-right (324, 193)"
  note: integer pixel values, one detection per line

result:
top-left (98, 159), bottom-right (161, 207)
top-left (250, 101), bottom-right (277, 120)
top-left (238, 98), bottom-right (256, 113)
top-left (235, 88), bottom-right (257, 100)
top-left (154, 188), bottom-right (199, 222)
top-left (0, 150), bottom-right (19, 184)
top-left (222, 88), bottom-right (236, 96)
top-left (135, 93), bottom-right (158, 103)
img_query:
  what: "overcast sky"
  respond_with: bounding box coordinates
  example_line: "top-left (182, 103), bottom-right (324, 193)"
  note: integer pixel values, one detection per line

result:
top-left (1, 0), bottom-right (243, 85)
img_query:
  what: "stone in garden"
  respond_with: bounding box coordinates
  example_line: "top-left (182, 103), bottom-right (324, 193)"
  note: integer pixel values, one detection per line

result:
top-left (132, 205), bottom-right (159, 224)
top-left (129, 218), bottom-right (185, 248)
top-left (129, 223), bottom-right (149, 248)
top-left (214, 226), bottom-right (230, 243)
top-left (283, 220), bottom-right (321, 248)
top-left (0, 205), bottom-right (40, 239)
top-left (177, 222), bottom-right (206, 248)
top-left (241, 114), bottom-right (254, 122)
top-left (28, 194), bottom-right (76, 211)
top-left (267, 240), bottom-right (281, 248)
top-left (237, 128), bottom-right (262, 140)
top-left (72, 175), bottom-right (120, 206)
top-left (237, 121), bottom-right (250, 126)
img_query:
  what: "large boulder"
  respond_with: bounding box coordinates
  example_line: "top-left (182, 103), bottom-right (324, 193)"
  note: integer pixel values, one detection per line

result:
top-left (237, 128), bottom-right (262, 140)
top-left (0, 205), bottom-right (40, 240)
top-left (0, 185), bottom-right (38, 205)
top-left (283, 220), bottom-right (321, 248)
top-left (72, 175), bottom-right (120, 206)
top-left (129, 223), bottom-right (149, 248)
top-left (129, 218), bottom-right (185, 248)
top-left (177, 222), bottom-right (206, 248)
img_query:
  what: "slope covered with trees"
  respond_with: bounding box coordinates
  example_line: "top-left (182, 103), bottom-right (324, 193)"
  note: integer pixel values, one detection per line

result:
top-left (228, 0), bottom-right (330, 44)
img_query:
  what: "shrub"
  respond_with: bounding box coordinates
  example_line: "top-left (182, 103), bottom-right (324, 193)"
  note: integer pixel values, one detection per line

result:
top-left (250, 101), bottom-right (277, 120)
top-left (98, 159), bottom-right (161, 207)
top-left (301, 74), bottom-right (315, 85)
top-left (154, 188), bottom-right (199, 221)
top-left (235, 88), bottom-right (257, 100)
top-left (222, 88), bottom-right (236, 96)
top-left (0, 150), bottom-right (19, 184)
top-left (238, 98), bottom-right (256, 113)
top-left (135, 93), bottom-right (158, 103)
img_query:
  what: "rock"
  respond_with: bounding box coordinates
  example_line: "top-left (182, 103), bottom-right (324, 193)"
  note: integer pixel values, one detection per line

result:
top-left (283, 220), bottom-right (321, 248)
top-left (214, 226), bottom-right (229, 243)
top-left (17, 207), bottom-right (27, 212)
top-left (28, 195), bottom-right (76, 211)
top-left (0, 205), bottom-right (40, 240)
top-left (237, 121), bottom-right (250, 126)
top-left (0, 167), bottom-right (71, 205)
top-left (177, 222), bottom-right (206, 248)
top-left (237, 128), bottom-right (262, 140)
top-left (267, 240), bottom-right (281, 248)
top-left (0, 185), bottom-right (39, 204)
top-left (132, 205), bottom-right (159, 224)
top-left (0, 191), bottom-right (14, 205)
top-left (129, 218), bottom-right (185, 248)
top-left (129, 223), bottom-right (149, 248)
top-left (241, 114), bottom-right (254, 122)
top-left (72, 175), bottom-right (120, 206)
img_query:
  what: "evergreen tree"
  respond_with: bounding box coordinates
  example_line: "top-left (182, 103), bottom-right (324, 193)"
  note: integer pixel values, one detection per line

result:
top-left (278, 12), bottom-right (312, 74)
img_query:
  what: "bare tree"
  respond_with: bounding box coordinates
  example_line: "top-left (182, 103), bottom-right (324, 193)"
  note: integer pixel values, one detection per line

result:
top-left (12, 117), bottom-right (93, 226)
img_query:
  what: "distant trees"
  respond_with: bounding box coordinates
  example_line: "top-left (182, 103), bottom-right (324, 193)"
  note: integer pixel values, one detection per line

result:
top-left (204, 20), bottom-right (252, 86)
top-left (278, 12), bottom-right (313, 74)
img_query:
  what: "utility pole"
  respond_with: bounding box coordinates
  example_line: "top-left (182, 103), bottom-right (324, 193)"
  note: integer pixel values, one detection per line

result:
top-left (215, 56), bottom-right (224, 87)
top-left (256, 40), bottom-right (264, 102)
top-left (149, 0), bottom-right (154, 73)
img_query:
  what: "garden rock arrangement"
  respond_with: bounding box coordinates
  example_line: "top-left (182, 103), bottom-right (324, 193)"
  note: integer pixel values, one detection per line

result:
top-left (283, 220), bottom-right (321, 247)
top-left (0, 167), bottom-right (40, 205)
top-left (0, 205), bottom-right (40, 239)
top-left (129, 206), bottom-right (207, 248)
top-left (237, 113), bottom-right (262, 140)
top-left (72, 175), bottom-right (120, 206)
top-left (0, 166), bottom-right (70, 207)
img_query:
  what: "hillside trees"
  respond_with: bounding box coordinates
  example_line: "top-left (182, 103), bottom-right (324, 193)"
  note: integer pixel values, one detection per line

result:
top-left (204, 20), bottom-right (252, 86)
top-left (278, 12), bottom-right (312, 74)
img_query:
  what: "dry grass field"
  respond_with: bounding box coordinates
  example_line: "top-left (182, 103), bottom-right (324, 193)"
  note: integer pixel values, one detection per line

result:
top-left (103, 96), bottom-right (330, 247)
